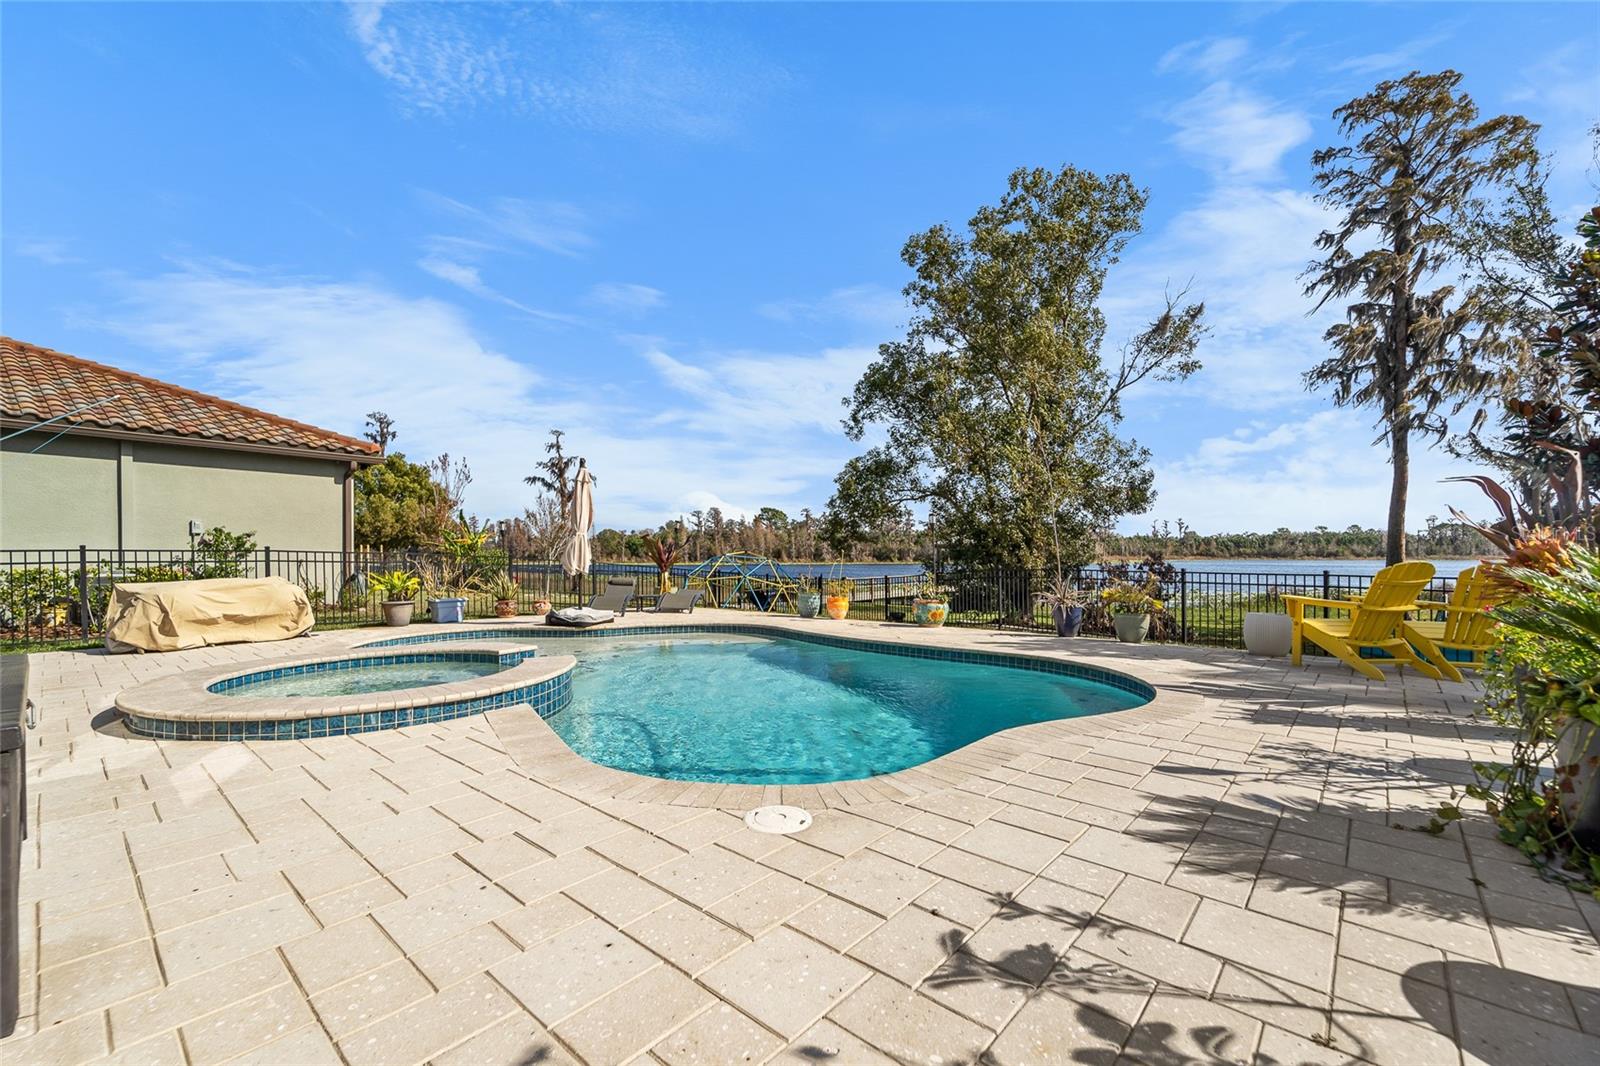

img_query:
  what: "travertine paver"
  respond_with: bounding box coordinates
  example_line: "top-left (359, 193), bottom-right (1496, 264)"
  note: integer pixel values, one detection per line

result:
top-left (4, 609), bottom-right (1599, 1065)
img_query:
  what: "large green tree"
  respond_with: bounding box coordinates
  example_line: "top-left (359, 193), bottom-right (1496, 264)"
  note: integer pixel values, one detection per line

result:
top-left (826, 165), bottom-right (1205, 570)
top-left (1304, 70), bottom-right (1539, 564)
top-left (353, 451), bottom-right (466, 550)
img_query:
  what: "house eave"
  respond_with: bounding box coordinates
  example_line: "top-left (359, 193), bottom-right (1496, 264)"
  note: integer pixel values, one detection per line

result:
top-left (0, 417), bottom-right (384, 465)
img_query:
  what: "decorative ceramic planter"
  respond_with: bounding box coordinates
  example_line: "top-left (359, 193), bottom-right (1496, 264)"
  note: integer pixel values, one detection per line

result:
top-left (530, 598), bottom-right (551, 618)
top-left (1556, 717), bottom-right (1600, 851)
top-left (1112, 612), bottom-right (1150, 644)
top-left (824, 595), bottom-right (851, 620)
top-left (1052, 605), bottom-right (1084, 637)
top-left (796, 592), bottom-right (821, 619)
top-left (495, 599), bottom-right (516, 618)
top-left (1243, 612), bottom-right (1292, 657)
top-left (380, 600), bottom-right (414, 627)
top-left (913, 598), bottom-right (948, 627)
top-left (430, 597), bottom-right (467, 624)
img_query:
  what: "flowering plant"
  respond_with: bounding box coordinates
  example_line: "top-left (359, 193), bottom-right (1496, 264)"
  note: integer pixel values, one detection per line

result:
top-left (1100, 577), bottom-right (1163, 615)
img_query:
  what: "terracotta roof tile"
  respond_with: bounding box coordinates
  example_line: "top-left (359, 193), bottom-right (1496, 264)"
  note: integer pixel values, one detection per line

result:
top-left (0, 336), bottom-right (380, 459)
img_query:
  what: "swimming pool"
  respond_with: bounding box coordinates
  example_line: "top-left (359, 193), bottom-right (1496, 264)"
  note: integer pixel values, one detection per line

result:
top-left (545, 632), bottom-right (1148, 784)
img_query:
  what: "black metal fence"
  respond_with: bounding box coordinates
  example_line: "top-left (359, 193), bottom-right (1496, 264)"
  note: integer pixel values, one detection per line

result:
top-left (0, 546), bottom-right (1464, 652)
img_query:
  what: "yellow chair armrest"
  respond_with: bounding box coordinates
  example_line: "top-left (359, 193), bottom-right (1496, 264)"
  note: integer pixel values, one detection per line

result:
top-left (1283, 595), bottom-right (1356, 615)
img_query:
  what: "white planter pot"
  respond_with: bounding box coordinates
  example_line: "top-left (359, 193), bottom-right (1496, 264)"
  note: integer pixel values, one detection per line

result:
top-left (1243, 612), bottom-right (1292, 657)
top-left (1112, 613), bottom-right (1150, 644)
top-left (1556, 717), bottom-right (1600, 851)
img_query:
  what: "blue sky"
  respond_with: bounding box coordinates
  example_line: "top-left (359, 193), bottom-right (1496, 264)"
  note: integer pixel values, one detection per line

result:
top-left (4, 2), bottom-right (1595, 534)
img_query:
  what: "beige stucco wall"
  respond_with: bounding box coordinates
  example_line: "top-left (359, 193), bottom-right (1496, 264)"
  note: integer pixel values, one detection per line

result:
top-left (0, 433), bottom-right (120, 548)
top-left (0, 431), bottom-right (349, 551)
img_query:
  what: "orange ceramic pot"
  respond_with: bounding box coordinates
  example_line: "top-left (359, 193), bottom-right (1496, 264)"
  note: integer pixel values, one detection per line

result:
top-left (824, 594), bottom-right (850, 620)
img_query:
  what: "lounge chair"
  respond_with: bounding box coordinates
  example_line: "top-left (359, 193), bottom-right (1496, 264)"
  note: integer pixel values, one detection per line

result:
top-left (651, 588), bottom-right (704, 613)
top-left (1403, 566), bottom-right (1494, 684)
top-left (1283, 562), bottom-right (1443, 682)
top-left (546, 607), bottom-right (616, 628)
top-left (589, 578), bottom-right (636, 615)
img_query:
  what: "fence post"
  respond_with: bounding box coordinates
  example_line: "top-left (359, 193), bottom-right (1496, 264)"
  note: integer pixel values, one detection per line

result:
top-left (78, 544), bottom-right (90, 639)
top-left (263, 547), bottom-right (271, 578)
top-left (1179, 569), bottom-right (1188, 644)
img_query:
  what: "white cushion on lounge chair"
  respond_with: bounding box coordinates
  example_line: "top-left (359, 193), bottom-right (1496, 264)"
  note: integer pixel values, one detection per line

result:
top-left (549, 607), bottom-right (615, 626)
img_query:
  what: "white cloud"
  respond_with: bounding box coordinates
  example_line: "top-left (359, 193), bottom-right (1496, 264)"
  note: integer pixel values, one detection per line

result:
top-left (1137, 410), bottom-right (1481, 534)
top-left (1168, 81), bottom-right (1313, 182)
top-left (586, 283), bottom-right (665, 315)
top-left (421, 193), bottom-right (592, 258)
top-left (1332, 31), bottom-right (1451, 77)
top-left (642, 343), bottom-right (875, 436)
top-left (757, 284), bottom-right (907, 332)
top-left (13, 237), bottom-right (79, 266)
top-left (416, 255), bottom-right (576, 323)
top-left (1157, 37), bottom-right (1249, 78)
top-left (345, 1), bottom-right (786, 138)
top-left (93, 264), bottom-right (868, 530)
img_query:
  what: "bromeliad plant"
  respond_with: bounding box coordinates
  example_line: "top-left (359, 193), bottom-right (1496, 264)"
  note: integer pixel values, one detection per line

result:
top-left (1100, 576), bottom-right (1163, 616)
top-left (368, 570), bottom-right (420, 602)
top-left (1438, 536), bottom-right (1600, 895)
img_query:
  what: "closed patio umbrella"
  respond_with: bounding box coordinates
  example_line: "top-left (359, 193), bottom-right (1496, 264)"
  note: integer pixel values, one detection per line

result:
top-left (559, 461), bottom-right (594, 581)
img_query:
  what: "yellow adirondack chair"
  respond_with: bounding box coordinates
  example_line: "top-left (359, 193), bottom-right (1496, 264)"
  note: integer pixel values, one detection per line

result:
top-left (1402, 566), bottom-right (1495, 684)
top-left (1283, 562), bottom-right (1443, 682)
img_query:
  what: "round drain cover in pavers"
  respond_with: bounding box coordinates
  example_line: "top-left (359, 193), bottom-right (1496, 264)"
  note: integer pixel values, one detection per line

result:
top-left (744, 805), bottom-right (813, 834)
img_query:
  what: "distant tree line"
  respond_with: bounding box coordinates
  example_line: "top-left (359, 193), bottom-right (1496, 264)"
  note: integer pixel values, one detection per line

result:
top-left (587, 506), bottom-right (931, 565)
top-left (1103, 518), bottom-right (1494, 561)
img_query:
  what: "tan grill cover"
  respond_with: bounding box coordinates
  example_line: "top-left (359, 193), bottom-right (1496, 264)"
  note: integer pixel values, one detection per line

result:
top-left (104, 577), bottom-right (315, 653)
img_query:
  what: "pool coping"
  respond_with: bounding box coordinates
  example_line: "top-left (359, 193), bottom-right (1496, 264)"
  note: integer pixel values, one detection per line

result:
top-left (359, 614), bottom-right (1199, 810)
top-left (113, 641), bottom-right (577, 739)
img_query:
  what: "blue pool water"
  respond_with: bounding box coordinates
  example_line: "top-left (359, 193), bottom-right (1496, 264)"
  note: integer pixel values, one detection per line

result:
top-left (218, 660), bottom-right (502, 698)
top-left (548, 634), bottom-right (1146, 784)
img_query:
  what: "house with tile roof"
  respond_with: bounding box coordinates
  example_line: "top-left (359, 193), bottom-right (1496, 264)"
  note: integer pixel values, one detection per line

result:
top-left (0, 337), bottom-right (383, 551)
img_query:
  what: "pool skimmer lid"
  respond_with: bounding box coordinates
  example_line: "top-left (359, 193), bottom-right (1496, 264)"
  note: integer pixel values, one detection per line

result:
top-left (744, 805), bottom-right (812, 835)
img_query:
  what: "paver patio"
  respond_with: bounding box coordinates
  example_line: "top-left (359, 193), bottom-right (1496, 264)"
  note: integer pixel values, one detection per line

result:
top-left (4, 610), bottom-right (1598, 1065)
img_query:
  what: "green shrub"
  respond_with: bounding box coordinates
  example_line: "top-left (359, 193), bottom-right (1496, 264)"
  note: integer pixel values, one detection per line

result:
top-left (0, 568), bottom-right (75, 626)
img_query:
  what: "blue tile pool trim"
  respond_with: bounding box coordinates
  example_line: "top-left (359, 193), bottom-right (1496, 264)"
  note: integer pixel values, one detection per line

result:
top-left (362, 624), bottom-right (1157, 702)
top-left (207, 650), bottom-right (530, 694)
top-left (125, 650), bottom-right (568, 742)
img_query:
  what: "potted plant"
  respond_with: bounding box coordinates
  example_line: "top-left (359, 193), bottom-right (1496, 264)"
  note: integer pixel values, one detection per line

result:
top-left (1101, 577), bottom-right (1163, 644)
top-left (823, 578), bottom-right (854, 620)
top-left (796, 585), bottom-right (822, 618)
top-left (530, 594), bottom-right (552, 618)
top-left (487, 571), bottom-right (521, 618)
top-left (912, 582), bottom-right (950, 628)
top-left (1036, 577), bottom-right (1088, 637)
top-left (421, 525), bottom-right (490, 623)
top-left (369, 570), bottom-right (420, 627)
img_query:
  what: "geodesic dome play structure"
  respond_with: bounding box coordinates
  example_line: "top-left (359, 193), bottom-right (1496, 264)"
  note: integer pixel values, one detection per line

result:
top-left (683, 552), bottom-right (801, 612)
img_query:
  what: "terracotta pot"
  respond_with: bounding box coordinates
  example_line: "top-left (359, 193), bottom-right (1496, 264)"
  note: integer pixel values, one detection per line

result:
top-left (495, 599), bottom-right (516, 618)
top-left (1112, 612), bottom-right (1150, 644)
top-left (530, 599), bottom-right (551, 617)
top-left (824, 595), bottom-right (850, 620)
top-left (913, 598), bottom-right (947, 627)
